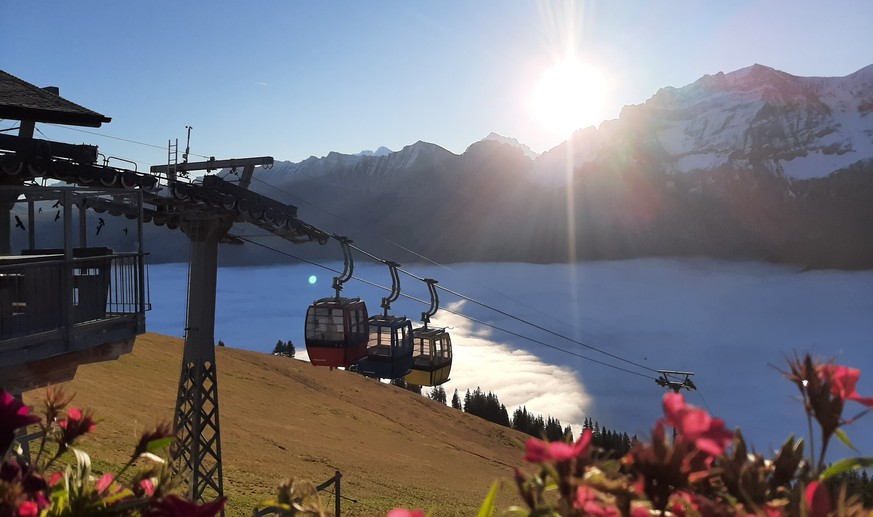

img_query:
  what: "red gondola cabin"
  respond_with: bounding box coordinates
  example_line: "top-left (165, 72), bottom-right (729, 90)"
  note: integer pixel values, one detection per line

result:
top-left (304, 297), bottom-right (368, 367)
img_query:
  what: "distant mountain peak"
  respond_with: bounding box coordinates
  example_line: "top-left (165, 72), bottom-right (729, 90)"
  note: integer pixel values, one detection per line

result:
top-left (355, 146), bottom-right (393, 157)
top-left (481, 132), bottom-right (537, 159)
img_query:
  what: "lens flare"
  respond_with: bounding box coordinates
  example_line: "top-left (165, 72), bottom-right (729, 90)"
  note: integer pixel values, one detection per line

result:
top-left (308, 275), bottom-right (317, 285)
top-left (531, 59), bottom-right (610, 138)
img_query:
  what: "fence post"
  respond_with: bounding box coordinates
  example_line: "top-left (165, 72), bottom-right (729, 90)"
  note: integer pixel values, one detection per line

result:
top-left (334, 470), bottom-right (341, 517)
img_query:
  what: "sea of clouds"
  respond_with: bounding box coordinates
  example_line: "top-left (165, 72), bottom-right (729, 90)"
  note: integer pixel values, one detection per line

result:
top-left (146, 258), bottom-right (873, 458)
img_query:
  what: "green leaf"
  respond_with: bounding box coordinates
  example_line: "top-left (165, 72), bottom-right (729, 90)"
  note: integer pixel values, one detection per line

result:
top-left (834, 428), bottom-right (858, 452)
top-left (146, 436), bottom-right (175, 453)
top-left (477, 480), bottom-right (500, 517)
top-left (820, 457), bottom-right (873, 480)
top-left (102, 488), bottom-right (135, 505)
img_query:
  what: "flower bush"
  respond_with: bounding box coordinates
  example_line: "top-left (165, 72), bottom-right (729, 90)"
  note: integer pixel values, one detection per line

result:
top-left (5, 354), bottom-right (872, 516)
top-left (501, 353), bottom-right (873, 516)
top-left (0, 388), bottom-right (225, 516)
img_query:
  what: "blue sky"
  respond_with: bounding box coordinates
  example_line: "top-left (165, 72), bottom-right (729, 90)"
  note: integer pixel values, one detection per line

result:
top-left (3, 1), bottom-right (872, 168)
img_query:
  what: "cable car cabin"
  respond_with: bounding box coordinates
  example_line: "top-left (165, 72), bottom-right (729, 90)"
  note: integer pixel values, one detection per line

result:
top-left (356, 315), bottom-right (413, 379)
top-left (405, 327), bottom-right (452, 386)
top-left (305, 297), bottom-right (368, 367)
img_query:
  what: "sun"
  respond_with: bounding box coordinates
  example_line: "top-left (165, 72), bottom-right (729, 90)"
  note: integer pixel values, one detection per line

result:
top-left (531, 59), bottom-right (610, 138)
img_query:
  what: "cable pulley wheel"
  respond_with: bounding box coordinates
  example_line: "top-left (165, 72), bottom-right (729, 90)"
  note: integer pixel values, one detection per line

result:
top-left (171, 183), bottom-right (190, 201)
top-left (0, 155), bottom-right (23, 176)
top-left (120, 171), bottom-right (138, 189)
top-left (26, 156), bottom-right (48, 177)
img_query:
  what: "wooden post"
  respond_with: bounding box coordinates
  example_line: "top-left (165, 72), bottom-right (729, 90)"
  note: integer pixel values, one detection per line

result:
top-left (334, 470), bottom-right (342, 517)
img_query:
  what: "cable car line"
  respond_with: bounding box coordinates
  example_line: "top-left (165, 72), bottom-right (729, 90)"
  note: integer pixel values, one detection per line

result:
top-left (45, 123), bottom-right (212, 159)
top-left (234, 234), bottom-right (657, 381)
top-left (233, 178), bottom-right (659, 376)
top-left (239, 178), bottom-right (540, 315)
top-left (695, 387), bottom-right (715, 414)
top-left (431, 282), bottom-right (659, 374)
top-left (346, 242), bottom-right (658, 375)
top-left (235, 232), bottom-right (657, 377)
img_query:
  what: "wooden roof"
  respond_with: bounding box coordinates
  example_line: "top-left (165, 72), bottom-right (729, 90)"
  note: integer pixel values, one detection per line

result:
top-left (0, 70), bottom-right (111, 127)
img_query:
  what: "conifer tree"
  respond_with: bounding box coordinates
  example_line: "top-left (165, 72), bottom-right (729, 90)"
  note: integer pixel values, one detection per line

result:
top-left (272, 340), bottom-right (295, 358)
top-left (428, 385), bottom-right (447, 404)
top-left (451, 389), bottom-right (462, 410)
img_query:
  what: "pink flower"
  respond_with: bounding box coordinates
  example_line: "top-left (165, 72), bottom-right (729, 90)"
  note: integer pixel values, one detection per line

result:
top-left (630, 506), bottom-right (651, 517)
top-left (140, 478), bottom-right (156, 497)
top-left (58, 407), bottom-right (96, 447)
top-left (662, 393), bottom-right (733, 456)
top-left (96, 473), bottom-right (115, 494)
top-left (16, 501), bottom-right (39, 517)
top-left (575, 485), bottom-right (619, 516)
top-left (524, 430), bottom-right (592, 463)
top-left (0, 391), bottom-right (41, 452)
top-left (523, 438), bottom-right (551, 462)
top-left (818, 365), bottom-right (873, 407)
top-left (805, 481), bottom-right (832, 517)
top-left (387, 508), bottom-right (426, 517)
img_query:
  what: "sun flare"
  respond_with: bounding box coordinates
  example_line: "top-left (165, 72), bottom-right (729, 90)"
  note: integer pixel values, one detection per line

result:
top-left (531, 59), bottom-right (610, 138)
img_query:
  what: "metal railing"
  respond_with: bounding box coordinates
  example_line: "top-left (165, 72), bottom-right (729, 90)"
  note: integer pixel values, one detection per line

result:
top-left (0, 251), bottom-right (149, 340)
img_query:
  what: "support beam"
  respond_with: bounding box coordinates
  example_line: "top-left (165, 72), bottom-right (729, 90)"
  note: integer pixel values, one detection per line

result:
top-left (0, 134), bottom-right (98, 163)
top-left (0, 122), bottom-right (33, 255)
top-left (150, 156), bottom-right (273, 175)
top-left (172, 217), bottom-right (232, 506)
top-left (238, 164), bottom-right (255, 190)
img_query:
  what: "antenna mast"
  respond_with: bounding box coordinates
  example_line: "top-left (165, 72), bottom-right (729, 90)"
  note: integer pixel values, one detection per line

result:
top-left (183, 125), bottom-right (193, 164)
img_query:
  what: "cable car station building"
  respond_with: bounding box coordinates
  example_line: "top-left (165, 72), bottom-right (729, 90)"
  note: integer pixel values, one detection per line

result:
top-left (0, 69), bottom-right (328, 505)
top-left (0, 70), bottom-right (148, 393)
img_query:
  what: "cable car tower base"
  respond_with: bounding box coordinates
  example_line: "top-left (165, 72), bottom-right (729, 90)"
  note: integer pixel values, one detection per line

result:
top-left (172, 217), bottom-right (233, 504)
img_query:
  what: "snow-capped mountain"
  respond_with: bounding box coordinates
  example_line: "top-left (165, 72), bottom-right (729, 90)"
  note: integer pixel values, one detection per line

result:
top-left (217, 63), bottom-right (873, 270)
top-left (538, 63), bottom-right (873, 183)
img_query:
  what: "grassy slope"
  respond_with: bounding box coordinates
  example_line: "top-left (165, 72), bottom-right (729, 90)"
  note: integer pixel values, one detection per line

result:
top-left (25, 333), bottom-right (527, 516)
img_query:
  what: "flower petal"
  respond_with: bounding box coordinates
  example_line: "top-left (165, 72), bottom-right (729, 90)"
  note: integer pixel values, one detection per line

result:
top-left (805, 481), bottom-right (832, 517)
top-left (524, 438), bottom-right (551, 462)
top-left (96, 473), bottom-right (114, 494)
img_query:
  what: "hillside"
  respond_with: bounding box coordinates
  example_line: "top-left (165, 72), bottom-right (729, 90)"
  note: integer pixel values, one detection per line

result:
top-left (23, 334), bottom-right (528, 516)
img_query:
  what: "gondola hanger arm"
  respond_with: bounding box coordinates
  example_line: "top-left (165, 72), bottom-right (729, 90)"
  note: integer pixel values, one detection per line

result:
top-left (421, 278), bottom-right (439, 328)
top-left (380, 259), bottom-right (402, 315)
top-left (331, 235), bottom-right (355, 298)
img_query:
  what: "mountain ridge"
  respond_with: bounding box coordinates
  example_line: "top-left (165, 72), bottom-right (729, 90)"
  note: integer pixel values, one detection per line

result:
top-left (222, 63), bottom-right (870, 269)
top-left (96, 63), bottom-right (871, 269)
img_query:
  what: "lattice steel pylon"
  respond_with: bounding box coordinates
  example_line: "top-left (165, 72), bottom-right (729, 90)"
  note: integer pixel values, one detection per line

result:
top-left (171, 217), bottom-right (231, 505)
top-left (173, 358), bottom-right (224, 502)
